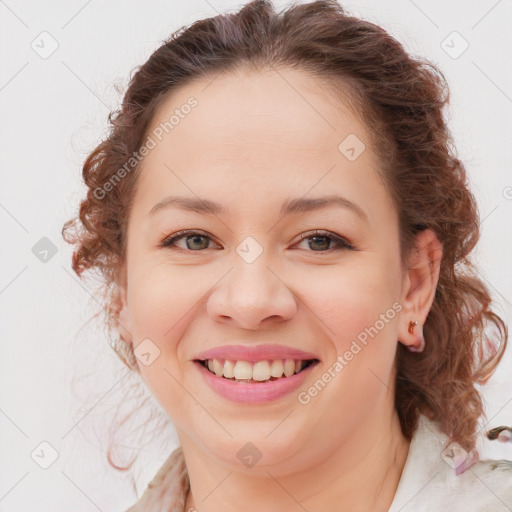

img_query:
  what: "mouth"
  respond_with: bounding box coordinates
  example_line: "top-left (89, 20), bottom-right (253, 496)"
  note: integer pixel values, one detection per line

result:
top-left (193, 357), bottom-right (320, 383)
top-left (191, 344), bottom-right (321, 403)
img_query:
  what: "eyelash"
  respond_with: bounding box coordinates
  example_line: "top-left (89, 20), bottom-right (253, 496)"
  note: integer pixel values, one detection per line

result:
top-left (160, 229), bottom-right (355, 253)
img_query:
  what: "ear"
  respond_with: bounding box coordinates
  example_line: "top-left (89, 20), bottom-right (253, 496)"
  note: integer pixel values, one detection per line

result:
top-left (398, 229), bottom-right (443, 350)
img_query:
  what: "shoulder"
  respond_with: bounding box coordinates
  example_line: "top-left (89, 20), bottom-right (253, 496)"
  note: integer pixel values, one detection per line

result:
top-left (469, 458), bottom-right (512, 504)
top-left (125, 446), bottom-right (189, 512)
top-left (447, 458), bottom-right (512, 509)
top-left (389, 414), bottom-right (512, 512)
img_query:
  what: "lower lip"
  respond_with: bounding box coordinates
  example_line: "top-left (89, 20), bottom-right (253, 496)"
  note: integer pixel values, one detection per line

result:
top-left (194, 361), bottom-right (319, 404)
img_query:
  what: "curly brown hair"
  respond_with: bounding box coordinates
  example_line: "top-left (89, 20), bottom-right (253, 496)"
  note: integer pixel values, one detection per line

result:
top-left (62, 0), bottom-right (508, 462)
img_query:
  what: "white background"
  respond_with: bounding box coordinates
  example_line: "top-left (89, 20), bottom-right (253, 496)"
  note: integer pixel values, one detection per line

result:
top-left (1, 0), bottom-right (511, 510)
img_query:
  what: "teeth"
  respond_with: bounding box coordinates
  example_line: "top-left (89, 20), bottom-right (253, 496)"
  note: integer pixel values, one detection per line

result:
top-left (270, 360), bottom-right (284, 377)
top-left (213, 359), bottom-right (224, 377)
top-left (284, 359), bottom-right (295, 377)
top-left (252, 361), bottom-right (271, 381)
top-left (203, 358), bottom-right (311, 381)
top-left (223, 359), bottom-right (235, 378)
top-left (233, 361), bottom-right (252, 380)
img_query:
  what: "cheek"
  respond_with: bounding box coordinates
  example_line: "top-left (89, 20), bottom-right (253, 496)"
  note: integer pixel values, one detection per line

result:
top-left (308, 262), bottom-right (401, 409)
top-left (289, 263), bottom-right (400, 439)
top-left (126, 264), bottom-right (205, 419)
top-left (127, 263), bottom-right (204, 344)
top-left (305, 260), bottom-right (400, 342)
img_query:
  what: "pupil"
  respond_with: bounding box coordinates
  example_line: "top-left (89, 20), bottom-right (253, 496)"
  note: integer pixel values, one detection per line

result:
top-left (310, 236), bottom-right (329, 250)
top-left (188, 235), bottom-right (208, 250)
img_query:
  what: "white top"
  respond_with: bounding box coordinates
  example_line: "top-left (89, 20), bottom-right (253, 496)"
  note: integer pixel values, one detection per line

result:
top-left (126, 413), bottom-right (512, 511)
top-left (389, 413), bottom-right (512, 511)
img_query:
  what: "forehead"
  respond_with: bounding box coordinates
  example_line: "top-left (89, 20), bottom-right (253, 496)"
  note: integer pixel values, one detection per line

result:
top-left (133, 67), bottom-right (392, 224)
top-left (144, 67), bottom-right (372, 164)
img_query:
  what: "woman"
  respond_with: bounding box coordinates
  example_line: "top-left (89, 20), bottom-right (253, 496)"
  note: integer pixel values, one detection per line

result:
top-left (62, 0), bottom-right (512, 510)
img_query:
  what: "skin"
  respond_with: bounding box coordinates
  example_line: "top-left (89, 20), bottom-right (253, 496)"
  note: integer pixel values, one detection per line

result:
top-left (116, 67), bottom-right (443, 512)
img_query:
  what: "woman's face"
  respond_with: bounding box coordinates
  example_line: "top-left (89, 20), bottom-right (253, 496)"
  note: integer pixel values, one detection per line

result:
top-left (119, 67), bottom-right (412, 473)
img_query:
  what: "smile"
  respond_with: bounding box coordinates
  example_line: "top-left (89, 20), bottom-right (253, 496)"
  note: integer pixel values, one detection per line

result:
top-left (199, 358), bottom-right (318, 382)
top-left (193, 358), bottom-right (320, 404)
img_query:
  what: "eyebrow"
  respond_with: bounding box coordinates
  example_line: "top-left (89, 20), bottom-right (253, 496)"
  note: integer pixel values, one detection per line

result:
top-left (149, 194), bottom-right (368, 223)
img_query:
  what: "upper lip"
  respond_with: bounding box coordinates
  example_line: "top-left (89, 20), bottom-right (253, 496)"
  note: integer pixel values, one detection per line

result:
top-left (194, 344), bottom-right (320, 362)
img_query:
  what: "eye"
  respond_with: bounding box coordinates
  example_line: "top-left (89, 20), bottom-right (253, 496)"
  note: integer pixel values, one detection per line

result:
top-left (160, 229), bottom-right (355, 253)
top-left (160, 230), bottom-right (218, 251)
top-left (294, 230), bottom-right (355, 252)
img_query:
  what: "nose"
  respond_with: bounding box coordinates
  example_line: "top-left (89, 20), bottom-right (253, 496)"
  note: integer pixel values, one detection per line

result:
top-left (207, 254), bottom-right (297, 330)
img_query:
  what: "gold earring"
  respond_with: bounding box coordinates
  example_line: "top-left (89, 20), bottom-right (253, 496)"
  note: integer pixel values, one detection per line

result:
top-left (407, 320), bottom-right (425, 353)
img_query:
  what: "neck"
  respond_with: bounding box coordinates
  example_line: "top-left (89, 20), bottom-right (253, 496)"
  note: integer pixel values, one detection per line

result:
top-left (180, 410), bottom-right (410, 512)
